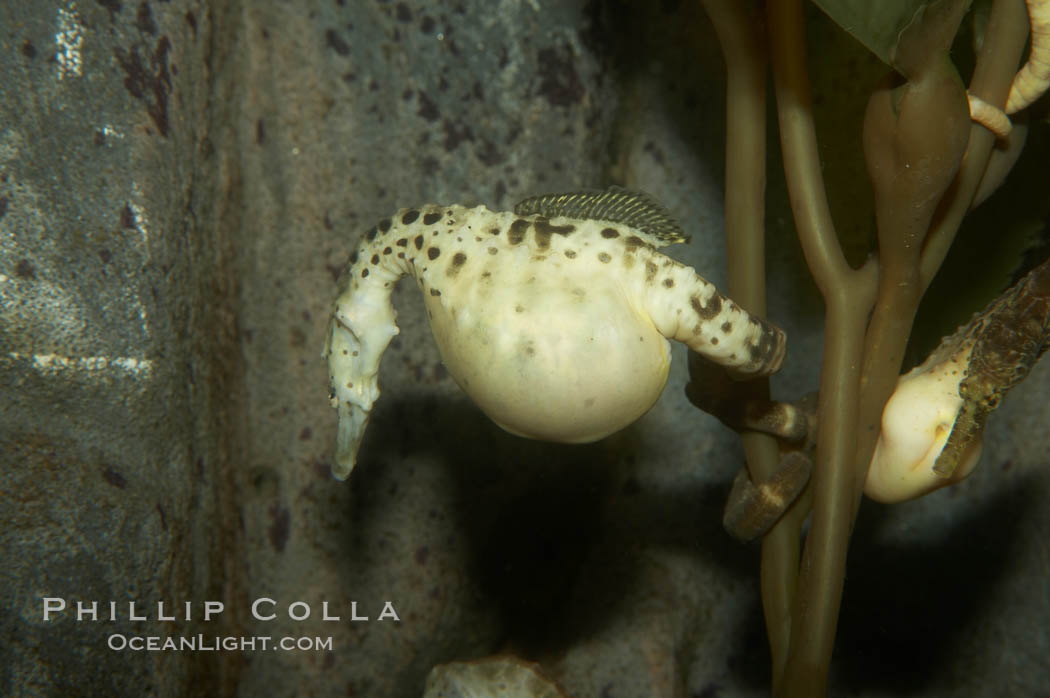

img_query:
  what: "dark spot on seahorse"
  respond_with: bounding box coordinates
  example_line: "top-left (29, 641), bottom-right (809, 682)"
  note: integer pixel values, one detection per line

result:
top-left (721, 321), bottom-right (733, 333)
top-left (423, 211), bottom-right (442, 225)
top-left (414, 235), bottom-right (424, 250)
top-left (489, 226), bottom-right (501, 235)
top-left (645, 261), bottom-right (658, 282)
top-left (663, 278), bottom-right (674, 288)
top-left (371, 254), bottom-right (380, 264)
top-left (429, 288), bottom-right (441, 297)
top-left (711, 336), bottom-right (719, 345)
top-left (532, 220), bottom-right (576, 249)
top-left (515, 304), bottom-right (525, 313)
top-left (361, 268), bottom-right (370, 278)
top-left (383, 246), bottom-right (392, 255)
top-left (691, 293), bottom-right (722, 319)
top-left (349, 251), bottom-right (359, 265)
top-left (488, 247), bottom-right (498, 255)
top-left (428, 247), bottom-right (441, 260)
top-left (598, 252), bottom-right (612, 263)
top-left (748, 320), bottom-right (780, 365)
top-left (625, 236), bottom-right (646, 251)
top-left (534, 227), bottom-right (552, 249)
top-left (396, 238), bottom-right (408, 247)
top-left (401, 209), bottom-right (420, 224)
top-left (535, 220), bottom-right (576, 237)
top-left (508, 219), bottom-right (529, 245)
top-left (565, 249), bottom-right (577, 259)
top-left (601, 227), bottom-right (619, 239)
top-left (379, 218), bottom-right (392, 233)
top-left (447, 252), bottom-right (467, 277)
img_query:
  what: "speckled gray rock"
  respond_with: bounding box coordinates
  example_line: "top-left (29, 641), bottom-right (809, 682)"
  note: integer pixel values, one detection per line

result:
top-left (4, 0), bottom-right (1050, 697)
top-left (423, 656), bottom-right (567, 698)
top-left (1, 1), bottom-right (233, 696)
top-left (223, 0), bottom-right (622, 696)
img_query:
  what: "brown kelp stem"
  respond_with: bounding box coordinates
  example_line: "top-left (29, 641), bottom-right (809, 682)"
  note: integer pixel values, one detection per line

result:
top-left (697, 0), bottom-right (798, 679)
top-left (853, 0), bottom-right (1031, 502)
top-left (920, 0), bottom-right (1031, 290)
top-left (851, 0), bottom-right (973, 503)
top-left (767, 0), bottom-right (877, 694)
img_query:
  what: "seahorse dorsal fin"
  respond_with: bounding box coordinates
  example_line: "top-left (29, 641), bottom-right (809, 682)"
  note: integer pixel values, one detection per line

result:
top-left (513, 186), bottom-right (689, 247)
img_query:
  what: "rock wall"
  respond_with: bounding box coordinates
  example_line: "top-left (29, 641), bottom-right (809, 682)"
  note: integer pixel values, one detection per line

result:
top-left (1, 1), bottom-right (235, 695)
top-left (3, 1), bottom-right (1049, 697)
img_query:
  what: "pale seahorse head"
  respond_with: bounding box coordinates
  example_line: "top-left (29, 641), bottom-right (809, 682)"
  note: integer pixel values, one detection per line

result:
top-left (864, 341), bottom-right (983, 503)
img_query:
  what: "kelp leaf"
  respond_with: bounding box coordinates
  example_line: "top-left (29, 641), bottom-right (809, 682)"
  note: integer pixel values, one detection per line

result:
top-left (812, 0), bottom-right (950, 68)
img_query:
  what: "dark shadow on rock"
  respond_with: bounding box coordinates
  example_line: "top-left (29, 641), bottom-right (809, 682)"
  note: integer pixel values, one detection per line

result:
top-left (833, 475), bottom-right (1041, 693)
top-left (338, 384), bottom-right (767, 662)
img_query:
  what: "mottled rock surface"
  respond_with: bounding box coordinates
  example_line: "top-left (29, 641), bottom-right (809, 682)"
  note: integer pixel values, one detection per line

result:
top-left (2, 1), bottom-right (1050, 697)
top-left (1, 1), bottom-right (234, 696)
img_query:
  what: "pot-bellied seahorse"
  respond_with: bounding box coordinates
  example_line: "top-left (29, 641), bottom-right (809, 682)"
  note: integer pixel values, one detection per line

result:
top-left (323, 188), bottom-right (786, 480)
top-left (865, 256), bottom-right (1050, 502)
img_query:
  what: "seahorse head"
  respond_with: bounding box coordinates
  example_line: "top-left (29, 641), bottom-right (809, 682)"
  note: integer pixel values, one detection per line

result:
top-left (864, 343), bottom-right (983, 503)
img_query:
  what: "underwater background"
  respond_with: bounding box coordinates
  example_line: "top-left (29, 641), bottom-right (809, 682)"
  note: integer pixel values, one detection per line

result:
top-left (2, 0), bottom-right (1049, 696)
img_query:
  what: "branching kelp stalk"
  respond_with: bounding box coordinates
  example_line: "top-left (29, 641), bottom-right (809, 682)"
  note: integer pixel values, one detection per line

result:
top-left (768, 1), bottom-right (878, 693)
top-left (851, 0), bottom-right (1031, 505)
top-left (917, 0), bottom-right (1033, 294)
top-left (695, 0), bottom-right (803, 684)
top-left (851, 0), bottom-right (973, 524)
top-left (697, 0), bottom-right (1034, 696)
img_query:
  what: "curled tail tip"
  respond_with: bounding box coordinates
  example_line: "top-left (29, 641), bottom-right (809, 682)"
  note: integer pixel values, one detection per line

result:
top-left (331, 459), bottom-right (354, 481)
top-left (331, 401), bottom-right (368, 481)
top-left (331, 432), bottom-right (360, 481)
